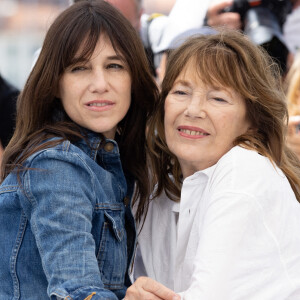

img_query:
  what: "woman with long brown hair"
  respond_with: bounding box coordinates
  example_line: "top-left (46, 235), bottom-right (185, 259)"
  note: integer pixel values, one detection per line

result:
top-left (0, 1), bottom-right (159, 299)
top-left (126, 30), bottom-right (300, 300)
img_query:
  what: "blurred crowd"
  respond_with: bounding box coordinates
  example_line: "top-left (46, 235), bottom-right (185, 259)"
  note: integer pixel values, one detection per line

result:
top-left (1, 0), bottom-right (300, 163)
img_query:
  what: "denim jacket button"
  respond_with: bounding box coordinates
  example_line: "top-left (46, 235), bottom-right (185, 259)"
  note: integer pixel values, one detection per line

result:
top-left (104, 142), bottom-right (114, 152)
top-left (123, 196), bottom-right (130, 207)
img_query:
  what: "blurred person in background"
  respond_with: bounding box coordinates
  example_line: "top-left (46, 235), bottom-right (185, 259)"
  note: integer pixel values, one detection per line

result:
top-left (151, 0), bottom-right (246, 78)
top-left (0, 73), bottom-right (18, 166)
top-left (155, 26), bottom-right (217, 86)
top-left (73, 0), bottom-right (143, 31)
top-left (206, 0), bottom-right (294, 75)
top-left (143, 0), bottom-right (176, 15)
top-left (285, 52), bottom-right (300, 159)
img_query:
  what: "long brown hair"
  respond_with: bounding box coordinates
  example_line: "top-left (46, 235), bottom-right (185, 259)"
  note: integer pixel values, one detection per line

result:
top-left (147, 29), bottom-right (300, 202)
top-left (1, 0), bottom-right (159, 222)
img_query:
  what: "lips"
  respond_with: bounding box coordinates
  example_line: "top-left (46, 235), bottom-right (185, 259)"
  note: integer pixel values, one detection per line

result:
top-left (85, 100), bottom-right (115, 111)
top-left (177, 126), bottom-right (209, 138)
top-left (87, 102), bottom-right (111, 107)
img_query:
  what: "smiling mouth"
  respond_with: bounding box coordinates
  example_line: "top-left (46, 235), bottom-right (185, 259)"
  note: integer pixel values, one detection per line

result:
top-left (87, 102), bottom-right (113, 107)
top-left (179, 128), bottom-right (209, 136)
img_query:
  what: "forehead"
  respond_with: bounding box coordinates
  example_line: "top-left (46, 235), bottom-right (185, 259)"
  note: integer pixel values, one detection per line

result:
top-left (173, 59), bottom-right (209, 87)
top-left (173, 57), bottom-right (234, 90)
top-left (74, 33), bottom-right (122, 60)
top-left (173, 60), bottom-right (243, 97)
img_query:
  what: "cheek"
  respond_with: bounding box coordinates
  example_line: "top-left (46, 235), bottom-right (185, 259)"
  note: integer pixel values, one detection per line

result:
top-left (164, 101), bottom-right (175, 131)
top-left (122, 78), bottom-right (132, 102)
top-left (215, 112), bottom-right (247, 138)
top-left (59, 77), bottom-right (77, 103)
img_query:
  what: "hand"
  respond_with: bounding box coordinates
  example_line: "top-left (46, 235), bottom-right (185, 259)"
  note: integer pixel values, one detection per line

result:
top-left (124, 276), bottom-right (180, 300)
top-left (206, 0), bottom-right (242, 30)
top-left (287, 116), bottom-right (300, 159)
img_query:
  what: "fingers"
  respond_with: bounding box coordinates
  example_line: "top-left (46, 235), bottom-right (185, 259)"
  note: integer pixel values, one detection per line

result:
top-left (207, 0), bottom-right (234, 16)
top-left (125, 288), bottom-right (163, 300)
top-left (142, 277), bottom-right (179, 300)
top-left (206, 0), bottom-right (242, 29)
top-left (125, 277), bottom-right (180, 300)
top-left (207, 13), bottom-right (242, 29)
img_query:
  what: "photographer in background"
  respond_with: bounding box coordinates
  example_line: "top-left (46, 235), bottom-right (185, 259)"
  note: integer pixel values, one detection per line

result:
top-left (206, 0), bottom-right (292, 74)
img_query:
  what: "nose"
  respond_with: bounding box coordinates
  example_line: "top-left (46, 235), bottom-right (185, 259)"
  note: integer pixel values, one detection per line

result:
top-left (88, 69), bottom-right (108, 93)
top-left (184, 95), bottom-right (206, 119)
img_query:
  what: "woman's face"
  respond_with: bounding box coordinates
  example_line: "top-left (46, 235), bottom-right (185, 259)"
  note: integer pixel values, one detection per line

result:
top-left (164, 64), bottom-right (250, 178)
top-left (58, 34), bottom-right (131, 139)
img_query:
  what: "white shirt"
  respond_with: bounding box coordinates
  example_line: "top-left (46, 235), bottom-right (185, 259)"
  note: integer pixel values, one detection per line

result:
top-left (133, 146), bottom-right (300, 300)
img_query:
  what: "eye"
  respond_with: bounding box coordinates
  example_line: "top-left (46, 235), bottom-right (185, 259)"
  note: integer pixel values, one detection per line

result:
top-left (70, 65), bottom-right (87, 73)
top-left (107, 63), bottom-right (124, 70)
top-left (172, 89), bottom-right (188, 96)
top-left (213, 97), bottom-right (227, 103)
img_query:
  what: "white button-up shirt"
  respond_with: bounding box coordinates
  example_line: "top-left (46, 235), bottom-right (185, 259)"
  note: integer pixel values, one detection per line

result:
top-left (133, 146), bottom-right (300, 299)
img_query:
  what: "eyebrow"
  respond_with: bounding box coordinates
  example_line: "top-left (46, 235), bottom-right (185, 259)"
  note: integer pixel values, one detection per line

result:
top-left (173, 79), bottom-right (192, 88)
top-left (106, 55), bottom-right (124, 61)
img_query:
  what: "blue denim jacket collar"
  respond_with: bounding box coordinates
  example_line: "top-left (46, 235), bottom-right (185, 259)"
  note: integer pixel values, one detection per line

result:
top-left (75, 130), bottom-right (120, 161)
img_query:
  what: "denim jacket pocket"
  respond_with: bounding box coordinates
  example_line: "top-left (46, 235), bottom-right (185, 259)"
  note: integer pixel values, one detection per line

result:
top-left (104, 211), bottom-right (124, 242)
top-left (97, 210), bottom-right (127, 290)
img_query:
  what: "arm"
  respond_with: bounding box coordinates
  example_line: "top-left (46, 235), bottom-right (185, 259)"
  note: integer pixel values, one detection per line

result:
top-left (22, 150), bottom-right (118, 300)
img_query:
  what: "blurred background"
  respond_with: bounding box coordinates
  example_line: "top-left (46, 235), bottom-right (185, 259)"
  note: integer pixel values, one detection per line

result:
top-left (0, 0), bottom-right (175, 90)
top-left (0, 0), bottom-right (69, 89)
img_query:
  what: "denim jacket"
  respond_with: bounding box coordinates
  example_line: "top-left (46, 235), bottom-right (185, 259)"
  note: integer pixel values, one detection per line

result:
top-left (0, 133), bottom-right (136, 300)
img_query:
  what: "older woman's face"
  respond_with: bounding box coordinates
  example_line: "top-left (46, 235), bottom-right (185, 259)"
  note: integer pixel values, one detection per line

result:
top-left (58, 34), bottom-right (131, 139)
top-left (164, 64), bottom-right (250, 178)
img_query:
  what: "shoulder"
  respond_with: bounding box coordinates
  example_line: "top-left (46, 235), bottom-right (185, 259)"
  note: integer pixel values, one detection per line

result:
top-left (217, 146), bottom-right (280, 175)
top-left (24, 139), bottom-right (93, 171)
top-left (209, 146), bottom-right (286, 195)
